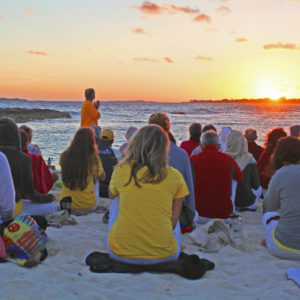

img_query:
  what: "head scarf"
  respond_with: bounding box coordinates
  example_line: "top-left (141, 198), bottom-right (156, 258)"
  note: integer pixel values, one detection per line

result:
top-left (224, 130), bottom-right (254, 171)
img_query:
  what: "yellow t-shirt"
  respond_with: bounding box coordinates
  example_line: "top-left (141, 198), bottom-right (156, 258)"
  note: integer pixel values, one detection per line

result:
top-left (80, 100), bottom-right (101, 127)
top-left (108, 162), bottom-right (189, 260)
top-left (59, 156), bottom-right (104, 211)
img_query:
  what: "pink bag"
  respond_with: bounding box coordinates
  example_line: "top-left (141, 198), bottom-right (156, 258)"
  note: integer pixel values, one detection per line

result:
top-left (0, 236), bottom-right (6, 258)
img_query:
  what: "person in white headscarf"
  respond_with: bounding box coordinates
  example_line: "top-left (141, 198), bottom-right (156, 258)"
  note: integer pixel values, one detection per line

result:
top-left (219, 127), bottom-right (231, 152)
top-left (224, 130), bottom-right (261, 210)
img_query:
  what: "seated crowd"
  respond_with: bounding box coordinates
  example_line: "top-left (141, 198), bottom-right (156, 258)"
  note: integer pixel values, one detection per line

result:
top-left (0, 114), bottom-right (300, 265)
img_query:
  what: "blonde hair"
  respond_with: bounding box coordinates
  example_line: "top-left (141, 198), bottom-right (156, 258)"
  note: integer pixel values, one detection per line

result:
top-left (120, 125), bottom-right (169, 187)
top-left (148, 112), bottom-right (170, 133)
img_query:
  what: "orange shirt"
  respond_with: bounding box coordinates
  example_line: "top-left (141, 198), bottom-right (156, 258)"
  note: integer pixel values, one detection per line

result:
top-left (80, 100), bottom-right (101, 127)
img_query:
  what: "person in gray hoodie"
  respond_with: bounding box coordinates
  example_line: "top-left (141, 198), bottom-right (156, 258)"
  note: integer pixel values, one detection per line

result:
top-left (0, 118), bottom-right (57, 216)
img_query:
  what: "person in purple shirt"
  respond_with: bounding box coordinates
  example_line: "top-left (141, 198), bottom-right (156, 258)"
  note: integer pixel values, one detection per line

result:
top-left (148, 112), bottom-right (195, 226)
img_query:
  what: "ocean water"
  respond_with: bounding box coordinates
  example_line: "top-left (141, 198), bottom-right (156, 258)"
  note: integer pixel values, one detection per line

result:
top-left (1, 99), bottom-right (299, 166)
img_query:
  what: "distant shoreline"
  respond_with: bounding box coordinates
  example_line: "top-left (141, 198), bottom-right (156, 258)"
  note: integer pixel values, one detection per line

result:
top-left (1, 97), bottom-right (300, 104)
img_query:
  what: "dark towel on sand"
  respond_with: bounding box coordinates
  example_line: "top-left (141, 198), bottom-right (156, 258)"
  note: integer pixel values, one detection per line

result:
top-left (86, 252), bottom-right (215, 280)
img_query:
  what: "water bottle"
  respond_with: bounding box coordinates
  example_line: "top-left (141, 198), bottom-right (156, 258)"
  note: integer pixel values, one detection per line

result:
top-left (228, 213), bottom-right (244, 248)
top-left (47, 157), bottom-right (52, 168)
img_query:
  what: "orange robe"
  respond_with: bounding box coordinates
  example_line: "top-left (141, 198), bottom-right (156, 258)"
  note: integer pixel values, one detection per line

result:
top-left (80, 100), bottom-right (101, 127)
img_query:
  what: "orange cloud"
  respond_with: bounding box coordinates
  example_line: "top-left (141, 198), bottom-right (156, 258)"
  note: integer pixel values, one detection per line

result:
top-left (27, 50), bottom-right (49, 56)
top-left (195, 56), bottom-right (213, 61)
top-left (132, 28), bottom-right (146, 34)
top-left (133, 57), bottom-right (159, 62)
top-left (236, 37), bottom-right (248, 43)
top-left (133, 2), bottom-right (199, 15)
top-left (164, 57), bottom-right (174, 63)
top-left (24, 8), bottom-right (35, 14)
top-left (263, 42), bottom-right (300, 50)
top-left (217, 6), bottom-right (231, 13)
top-left (194, 14), bottom-right (211, 23)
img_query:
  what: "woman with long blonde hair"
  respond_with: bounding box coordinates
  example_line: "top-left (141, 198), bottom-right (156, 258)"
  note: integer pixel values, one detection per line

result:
top-left (59, 127), bottom-right (105, 213)
top-left (108, 125), bottom-right (189, 264)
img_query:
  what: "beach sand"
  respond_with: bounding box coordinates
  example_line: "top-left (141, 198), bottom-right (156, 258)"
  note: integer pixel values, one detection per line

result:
top-left (1, 188), bottom-right (299, 299)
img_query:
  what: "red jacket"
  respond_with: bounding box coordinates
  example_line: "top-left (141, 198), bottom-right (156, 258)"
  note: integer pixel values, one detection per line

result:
top-left (23, 149), bottom-right (54, 194)
top-left (180, 139), bottom-right (199, 157)
top-left (247, 141), bottom-right (264, 161)
top-left (257, 150), bottom-right (273, 189)
top-left (190, 145), bottom-right (243, 219)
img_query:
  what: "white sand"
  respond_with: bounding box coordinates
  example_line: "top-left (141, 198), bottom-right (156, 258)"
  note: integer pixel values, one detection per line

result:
top-left (1, 192), bottom-right (299, 299)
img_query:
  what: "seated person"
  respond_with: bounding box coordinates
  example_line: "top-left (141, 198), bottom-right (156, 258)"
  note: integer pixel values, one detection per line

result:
top-left (59, 128), bottom-right (106, 212)
top-left (224, 130), bottom-right (260, 210)
top-left (244, 128), bottom-right (264, 161)
top-left (257, 128), bottom-right (287, 195)
top-left (0, 118), bottom-right (57, 216)
top-left (119, 127), bottom-right (138, 158)
top-left (190, 124), bottom-right (217, 156)
top-left (148, 112), bottom-right (195, 226)
top-left (262, 137), bottom-right (300, 260)
top-left (19, 125), bottom-right (42, 156)
top-left (190, 131), bottom-right (243, 221)
top-left (97, 129), bottom-right (119, 198)
top-left (20, 130), bottom-right (54, 194)
top-left (0, 152), bottom-right (15, 224)
top-left (108, 125), bottom-right (189, 264)
top-left (219, 127), bottom-right (231, 152)
top-left (290, 125), bottom-right (300, 139)
top-left (180, 123), bottom-right (202, 157)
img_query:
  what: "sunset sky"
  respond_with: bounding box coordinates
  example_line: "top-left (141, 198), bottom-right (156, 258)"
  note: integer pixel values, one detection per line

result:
top-left (1, 0), bottom-right (300, 101)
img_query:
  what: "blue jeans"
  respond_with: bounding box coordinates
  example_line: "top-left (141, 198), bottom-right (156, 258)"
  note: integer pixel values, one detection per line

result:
top-left (107, 196), bottom-right (181, 265)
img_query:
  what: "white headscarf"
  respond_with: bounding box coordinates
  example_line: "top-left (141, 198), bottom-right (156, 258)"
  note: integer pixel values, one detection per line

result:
top-left (219, 127), bottom-right (231, 152)
top-left (224, 130), bottom-right (254, 171)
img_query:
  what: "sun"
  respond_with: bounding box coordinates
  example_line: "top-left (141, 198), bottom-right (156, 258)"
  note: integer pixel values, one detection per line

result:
top-left (254, 77), bottom-right (290, 101)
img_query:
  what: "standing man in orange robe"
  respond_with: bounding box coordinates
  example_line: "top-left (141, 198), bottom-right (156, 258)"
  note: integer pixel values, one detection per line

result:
top-left (81, 88), bottom-right (101, 127)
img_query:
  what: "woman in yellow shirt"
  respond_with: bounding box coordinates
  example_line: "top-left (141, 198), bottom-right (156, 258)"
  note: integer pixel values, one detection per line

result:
top-left (108, 125), bottom-right (189, 264)
top-left (59, 128), bottom-right (106, 213)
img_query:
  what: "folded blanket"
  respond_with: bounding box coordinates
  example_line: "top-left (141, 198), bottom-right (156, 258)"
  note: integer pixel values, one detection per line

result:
top-left (85, 252), bottom-right (214, 280)
top-left (286, 268), bottom-right (300, 287)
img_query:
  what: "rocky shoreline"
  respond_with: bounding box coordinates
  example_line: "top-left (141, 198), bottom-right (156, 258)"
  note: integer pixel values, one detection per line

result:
top-left (0, 108), bottom-right (71, 123)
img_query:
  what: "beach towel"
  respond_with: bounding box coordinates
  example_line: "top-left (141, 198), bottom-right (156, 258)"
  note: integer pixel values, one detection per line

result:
top-left (85, 251), bottom-right (214, 279)
top-left (2, 215), bottom-right (48, 267)
top-left (286, 268), bottom-right (300, 287)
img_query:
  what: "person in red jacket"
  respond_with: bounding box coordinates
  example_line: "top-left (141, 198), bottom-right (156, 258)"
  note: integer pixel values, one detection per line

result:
top-left (180, 123), bottom-right (202, 157)
top-left (190, 131), bottom-right (243, 220)
top-left (244, 128), bottom-right (264, 161)
top-left (20, 130), bottom-right (54, 194)
top-left (257, 128), bottom-right (287, 194)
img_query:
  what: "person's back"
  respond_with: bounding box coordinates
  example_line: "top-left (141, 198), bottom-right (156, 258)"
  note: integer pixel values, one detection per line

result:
top-left (180, 123), bottom-right (202, 157)
top-left (224, 130), bottom-right (260, 209)
top-left (59, 127), bottom-right (105, 212)
top-left (244, 128), bottom-right (264, 161)
top-left (97, 130), bottom-right (118, 198)
top-left (0, 118), bottom-right (54, 216)
top-left (263, 137), bottom-right (300, 260)
top-left (108, 125), bottom-right (188, 263)
top-left (257, 128), bottom-right (287, 190)
top-left (0, 152), bottom-right (15, 223)
top-left (20, 130), bottom-right (54, 194)
top-left (148, 113), bottom-right (195, 225)
top-left (191, 131), bottom-right (242, 219)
